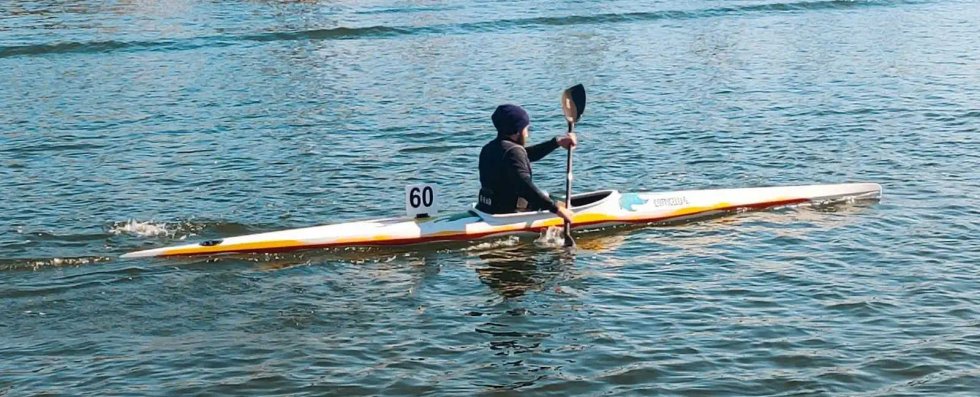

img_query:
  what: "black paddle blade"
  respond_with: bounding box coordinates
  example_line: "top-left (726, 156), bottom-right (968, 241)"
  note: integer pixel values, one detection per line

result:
top-left (561, 84), bottom-right (586, 123)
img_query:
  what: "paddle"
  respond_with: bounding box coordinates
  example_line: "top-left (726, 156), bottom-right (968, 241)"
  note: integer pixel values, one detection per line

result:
top-left (560, 84), bottom-right (586, 247)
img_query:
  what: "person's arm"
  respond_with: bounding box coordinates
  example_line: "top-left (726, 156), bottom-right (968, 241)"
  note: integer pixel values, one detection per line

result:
top-left (525, 137), bottom-right (560, 162)
top-left (504, 147), bottom-right (559, 212)
top-left (526, 134), bottom-right (577, 162)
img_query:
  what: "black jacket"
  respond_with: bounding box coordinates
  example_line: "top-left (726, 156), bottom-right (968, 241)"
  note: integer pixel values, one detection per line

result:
top-left (477, 136), bottom-right (560, 214)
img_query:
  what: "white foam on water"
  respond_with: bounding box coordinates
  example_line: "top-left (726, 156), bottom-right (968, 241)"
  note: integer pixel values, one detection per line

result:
top-left (109, 220), bottom-right (171, 237)
top-left (466, 235), bottom-right (520, 251)
top-left (534, 226), bottom-right (566, 248)
top-left (555, 285), bottom-right (584, 297)
top-left (1, 256), bottom-right (113, 271)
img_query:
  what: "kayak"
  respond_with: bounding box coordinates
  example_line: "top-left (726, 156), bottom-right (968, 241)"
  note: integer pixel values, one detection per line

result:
top-left (120, 182), bottom-right (881, 259)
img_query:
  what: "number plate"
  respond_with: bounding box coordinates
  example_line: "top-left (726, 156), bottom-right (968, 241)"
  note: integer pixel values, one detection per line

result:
top-left (405, 184), bottom-right (439, 218)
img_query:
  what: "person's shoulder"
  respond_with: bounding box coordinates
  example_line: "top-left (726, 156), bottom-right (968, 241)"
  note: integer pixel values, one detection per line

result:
top-left (501, 142), bottom-right (527, 160)
top-left (480, 138), bottom-right (499, 152)
top-left (500, 139), bottom-right (525, 151)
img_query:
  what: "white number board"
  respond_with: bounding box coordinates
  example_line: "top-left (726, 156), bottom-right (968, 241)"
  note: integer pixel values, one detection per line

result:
top-left (405, 183), bottom-right (439, 218)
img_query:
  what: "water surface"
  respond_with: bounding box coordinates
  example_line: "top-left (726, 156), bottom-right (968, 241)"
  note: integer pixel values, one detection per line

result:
top-left (2, 0), bottom-right (979, 395)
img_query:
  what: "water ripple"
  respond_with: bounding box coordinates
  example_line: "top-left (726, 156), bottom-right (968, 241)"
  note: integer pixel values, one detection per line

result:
top-left (0, 0), bottom-right (912, 58)
top-left (2, 0), bottom-right (979, 395)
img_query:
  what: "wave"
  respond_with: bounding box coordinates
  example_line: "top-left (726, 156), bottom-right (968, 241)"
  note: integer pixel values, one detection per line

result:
top-left (466, 236), bottom-right (522, 252)
top-left (0, 256), bottom-right (113, 272)
top-left (0, 0), bottom-right (908, 58)
top-left (107, 219), bottom-right (258, 240)
top-left (108, 220), bottom-right (174, 238)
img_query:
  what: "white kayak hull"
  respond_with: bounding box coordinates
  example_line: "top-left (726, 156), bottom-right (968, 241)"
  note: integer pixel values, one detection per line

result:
top-left (120, 183), bottom-right (882, 258)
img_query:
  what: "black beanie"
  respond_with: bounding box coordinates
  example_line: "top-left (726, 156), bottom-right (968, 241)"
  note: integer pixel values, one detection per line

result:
top-left (491, 104), bottom-right (530, 137)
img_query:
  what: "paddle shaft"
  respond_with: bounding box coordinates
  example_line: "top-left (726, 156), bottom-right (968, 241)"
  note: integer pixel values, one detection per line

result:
top-left (563, 122), bottom-right (575, 246)
top-left (559, 83), bottom-right (585, 248)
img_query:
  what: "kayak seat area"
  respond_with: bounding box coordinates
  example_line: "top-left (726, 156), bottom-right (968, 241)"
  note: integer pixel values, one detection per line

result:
top-left (569, 190), bottom-right (615, 208)
top-left (548, 190), bottom-right (615, 208)
top-left (470, 190), bottom-right (617, 221)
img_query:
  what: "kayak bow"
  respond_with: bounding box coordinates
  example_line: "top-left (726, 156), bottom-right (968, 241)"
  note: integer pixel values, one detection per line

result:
top-left (120, 183), bottom-right (881, 259)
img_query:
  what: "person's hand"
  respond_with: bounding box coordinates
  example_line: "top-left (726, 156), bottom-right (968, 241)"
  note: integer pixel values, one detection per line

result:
top-left (557, 133), bottom-right (577, 150)
top-left (555, 204), bottom-right (574, 224)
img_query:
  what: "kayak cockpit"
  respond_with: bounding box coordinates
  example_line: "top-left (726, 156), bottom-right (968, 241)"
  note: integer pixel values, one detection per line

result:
top-left (470, 190), bottom-right (619, 221)
top-left (566, 190), bottom-right (617, 208)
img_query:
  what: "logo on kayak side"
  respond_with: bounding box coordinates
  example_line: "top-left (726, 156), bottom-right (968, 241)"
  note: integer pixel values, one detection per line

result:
top-left (621, 194), bottom-right (690, 211)
top-left (650, 196), bottom-right (690, 208)
top-left (619, 193), bottom-right (648, 211)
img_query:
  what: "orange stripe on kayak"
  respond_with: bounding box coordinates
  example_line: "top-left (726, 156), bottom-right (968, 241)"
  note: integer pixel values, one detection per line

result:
top-left (163, 239), bottom-right (307, 256)
top-left (158, 198), bottom-right (811, 257)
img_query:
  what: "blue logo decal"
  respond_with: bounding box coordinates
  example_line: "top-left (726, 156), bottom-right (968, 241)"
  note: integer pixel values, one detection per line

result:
top-left (619, 193), bottom-right (648, 211)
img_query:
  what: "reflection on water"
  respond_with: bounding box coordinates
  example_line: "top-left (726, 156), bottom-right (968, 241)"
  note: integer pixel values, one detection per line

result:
top-left (472, 246), bottom-right (575, 299)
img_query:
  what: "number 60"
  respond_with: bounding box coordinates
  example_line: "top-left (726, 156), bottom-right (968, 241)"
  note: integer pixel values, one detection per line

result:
top-left (409, 186), bottom-right (434, 208)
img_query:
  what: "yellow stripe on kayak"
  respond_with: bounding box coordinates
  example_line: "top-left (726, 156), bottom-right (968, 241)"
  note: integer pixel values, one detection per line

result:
top-left (160, 201), bottom-right (759, 256)
top-left (533, 212), bottom-right (619, 228)
top-left (665, 202), bottom-right (733, 217)
top-left (162, 203), bottom-right (742, 256)
top-left (163, 239), bottom-right (306, 256)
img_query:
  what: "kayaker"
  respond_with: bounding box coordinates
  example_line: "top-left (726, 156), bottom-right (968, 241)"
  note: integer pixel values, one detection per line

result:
top-left (477, 104), bottom-right (577, 223)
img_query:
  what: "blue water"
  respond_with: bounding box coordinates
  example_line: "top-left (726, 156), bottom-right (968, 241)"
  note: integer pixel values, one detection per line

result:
top-left (2, 0), bottom-right (979, 395)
